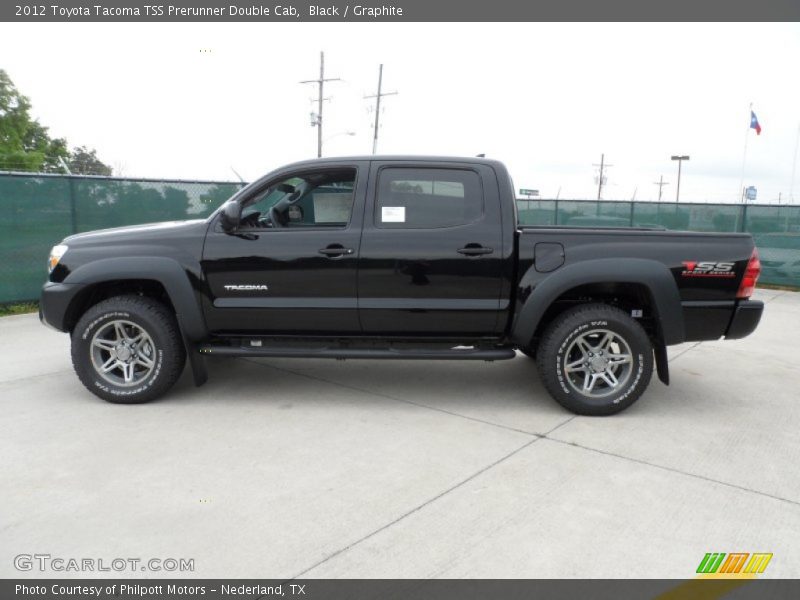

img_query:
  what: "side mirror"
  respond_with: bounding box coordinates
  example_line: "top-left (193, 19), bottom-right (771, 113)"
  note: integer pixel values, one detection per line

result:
top-left (219, 201), bottom-right (241, 232)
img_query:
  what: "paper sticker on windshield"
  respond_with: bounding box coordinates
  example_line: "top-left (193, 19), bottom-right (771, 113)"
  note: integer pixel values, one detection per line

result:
top-left (382, 206), bottom-right (405, 223)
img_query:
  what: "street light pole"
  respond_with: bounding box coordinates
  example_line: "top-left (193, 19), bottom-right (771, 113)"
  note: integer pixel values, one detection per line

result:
top-left (670, 155), bottom-right (690, 202)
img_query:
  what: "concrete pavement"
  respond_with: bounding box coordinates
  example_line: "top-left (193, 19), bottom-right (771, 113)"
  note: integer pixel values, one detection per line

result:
top-left (1, 289), bottom-right (798, 578)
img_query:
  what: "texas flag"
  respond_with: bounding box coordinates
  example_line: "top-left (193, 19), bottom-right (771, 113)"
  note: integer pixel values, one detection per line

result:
top-left (750, 110), bottom-right (762, 135)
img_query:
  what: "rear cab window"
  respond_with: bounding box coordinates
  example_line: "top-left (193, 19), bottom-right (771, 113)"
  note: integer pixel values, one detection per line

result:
top-left (375, 168), bottom-right (483, 229)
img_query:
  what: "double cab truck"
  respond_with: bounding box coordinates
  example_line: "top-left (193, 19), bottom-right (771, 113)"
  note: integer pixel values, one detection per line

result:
top-left (40, 156), bottom-right (764, 415)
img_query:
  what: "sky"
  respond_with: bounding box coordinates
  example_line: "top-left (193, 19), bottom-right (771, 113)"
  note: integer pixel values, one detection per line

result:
top-left (1, 22), bottom-right (799, 203)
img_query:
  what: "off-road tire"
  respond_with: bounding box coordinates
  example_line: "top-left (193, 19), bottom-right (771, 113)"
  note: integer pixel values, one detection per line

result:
top-left (536, 304), bottom-right (653, 416)
top-left (71, 295), bottom-right (186, 404)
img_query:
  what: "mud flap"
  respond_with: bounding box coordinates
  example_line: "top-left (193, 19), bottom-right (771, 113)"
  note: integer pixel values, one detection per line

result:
top-left (183, 336), bottom-right (208, 387)
top-left (654, 341), bottom-right (669, 386)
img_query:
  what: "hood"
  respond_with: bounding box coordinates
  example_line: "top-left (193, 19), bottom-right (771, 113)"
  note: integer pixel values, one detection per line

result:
top-left (64, 219), bottom-right (208, 245)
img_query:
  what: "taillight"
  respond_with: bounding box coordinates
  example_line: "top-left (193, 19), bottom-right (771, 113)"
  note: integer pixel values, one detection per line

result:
top-left (737, 247), bottom-right (761, 299)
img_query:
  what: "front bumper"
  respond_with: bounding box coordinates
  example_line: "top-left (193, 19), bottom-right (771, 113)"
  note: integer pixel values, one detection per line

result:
top-left (39, 281), bottom-right (86, 332)
top-left (725, 299), bottom-right (764, 340)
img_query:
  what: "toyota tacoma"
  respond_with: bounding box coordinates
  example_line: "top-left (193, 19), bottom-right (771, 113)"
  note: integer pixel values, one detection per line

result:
top-left (40, 156), bottom-right (764, 415)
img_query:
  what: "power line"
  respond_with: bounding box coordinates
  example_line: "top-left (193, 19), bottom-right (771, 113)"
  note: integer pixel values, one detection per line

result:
top-left (300, 51), bottom-right (342, 158)
top-left (364, 64), bottom-right (398, 155)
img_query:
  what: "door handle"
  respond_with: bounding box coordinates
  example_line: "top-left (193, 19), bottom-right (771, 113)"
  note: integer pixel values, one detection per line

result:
top-left (457, 245), bottom-right (494, 256)
top-left (318, 245), bottom-right (354, 258)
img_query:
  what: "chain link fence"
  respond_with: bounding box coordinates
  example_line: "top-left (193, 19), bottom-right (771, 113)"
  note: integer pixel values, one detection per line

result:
top-left (0, 173), bottom-right (245, 303)
top-left (1, 174), bottom-right (798, 304)
top-left (517, 199), bottom-right (800, 289)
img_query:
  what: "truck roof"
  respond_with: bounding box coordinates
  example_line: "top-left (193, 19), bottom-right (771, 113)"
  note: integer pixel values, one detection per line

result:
top-left (274, 155), bottom-right (507, 170)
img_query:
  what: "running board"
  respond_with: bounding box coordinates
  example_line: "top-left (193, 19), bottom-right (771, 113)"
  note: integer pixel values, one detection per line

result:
top-left (198, 345), bottom-right (516, 361)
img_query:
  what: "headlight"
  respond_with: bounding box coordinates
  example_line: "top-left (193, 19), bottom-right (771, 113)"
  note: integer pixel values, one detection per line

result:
top-left (48, 244), bottom-right (68, 273)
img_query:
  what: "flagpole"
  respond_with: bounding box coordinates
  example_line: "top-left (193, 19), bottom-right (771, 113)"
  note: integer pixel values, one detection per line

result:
top-left (738, 102), bottom-right (752, 203)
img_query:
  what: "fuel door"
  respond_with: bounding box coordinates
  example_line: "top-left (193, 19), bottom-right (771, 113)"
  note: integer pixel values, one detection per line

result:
top-left (534, 242), bottom-right (565, 272)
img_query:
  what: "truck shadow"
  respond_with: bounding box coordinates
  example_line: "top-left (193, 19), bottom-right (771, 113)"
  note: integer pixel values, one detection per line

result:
top-left (168, 352), bottom-right (563, 414)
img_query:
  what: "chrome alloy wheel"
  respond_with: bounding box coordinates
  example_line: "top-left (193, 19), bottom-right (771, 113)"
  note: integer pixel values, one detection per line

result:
top-left (90, 320), bottom-right (156, 386)
top-left (563, 328), bottom-right (633, 398)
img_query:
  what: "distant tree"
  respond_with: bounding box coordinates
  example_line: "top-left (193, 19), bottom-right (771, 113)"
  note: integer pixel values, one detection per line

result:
top-left (98, 182), bottom-right (192, 227)
top-left (0, 70), bottom-right (68, 172)
top-left (200, 183), bottom-right (243, 213)
top-left (69, 146), bottom-right (112, 176)
top-left (0, 69), bottom-right (109, 174)
top-left (22, 119), bottom-right (69, 171)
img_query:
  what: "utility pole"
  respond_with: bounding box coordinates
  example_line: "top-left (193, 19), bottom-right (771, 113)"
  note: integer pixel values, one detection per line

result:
top-left (593, 154), bottom-right (612, 200)
top-left (654, 175), bottom-right (669, 201)
top-left (365, 64), bottom-right (398, 154)
top-left (300, 51), bottom-right (341, 158)
top-left (790, 123), bottom-right (800, 203)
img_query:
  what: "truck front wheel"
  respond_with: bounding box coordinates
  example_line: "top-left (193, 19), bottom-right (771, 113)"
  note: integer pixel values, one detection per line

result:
top-left (536, 304), bottom-right (653, 416)
top-left (71, 295), bottom-right (186, 404)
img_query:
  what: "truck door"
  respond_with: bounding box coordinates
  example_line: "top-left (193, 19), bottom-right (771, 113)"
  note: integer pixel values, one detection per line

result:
top-left (201, 163), bottom-right (367, 335)
top-left (357, 161), bottom-right (505, 336)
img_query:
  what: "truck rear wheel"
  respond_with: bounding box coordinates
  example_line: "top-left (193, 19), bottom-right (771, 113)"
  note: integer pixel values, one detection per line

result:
top-left (71, 295), bottom-right (186, 404)
top-left (536, 304), bottom-right (653, 416)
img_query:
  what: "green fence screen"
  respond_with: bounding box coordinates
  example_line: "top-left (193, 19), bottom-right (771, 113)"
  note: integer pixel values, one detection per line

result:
top-left (515, 199), bottom-right (800, 289)
top-left (0, 174), bottom-right (244, 303)
top-left (1, 173), bottom-right (798, 304)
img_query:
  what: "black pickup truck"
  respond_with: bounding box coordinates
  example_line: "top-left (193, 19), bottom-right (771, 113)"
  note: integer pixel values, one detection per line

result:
top-left (40, 156), bottom-right (764, 415)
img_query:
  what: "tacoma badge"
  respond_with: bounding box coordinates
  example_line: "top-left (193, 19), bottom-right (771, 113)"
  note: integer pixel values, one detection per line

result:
top-left (224, 285), bottom-right (269, 291)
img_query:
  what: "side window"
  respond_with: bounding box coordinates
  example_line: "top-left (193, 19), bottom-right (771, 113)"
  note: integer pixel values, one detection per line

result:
top-left (375, 168), bottom-right (483, 229)
top-left (241, 168), bottom-right (356, 228)
top-left (296, 182), bottom-right (355, 227)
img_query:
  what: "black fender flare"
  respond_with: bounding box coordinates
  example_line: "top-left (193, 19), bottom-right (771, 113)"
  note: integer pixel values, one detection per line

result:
top-left (64, 256), bottom-right (208, 342)
top-left (510, 258), bottom-right (685, 347)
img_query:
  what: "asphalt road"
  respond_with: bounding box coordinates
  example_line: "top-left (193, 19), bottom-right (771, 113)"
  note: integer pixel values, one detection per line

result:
top-left (1, 288), bottom-right (798, 578)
